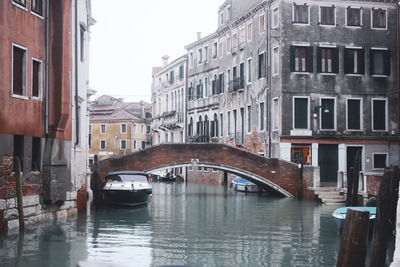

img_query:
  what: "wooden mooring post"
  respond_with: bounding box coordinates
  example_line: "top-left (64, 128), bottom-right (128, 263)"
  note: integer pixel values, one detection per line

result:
top-left (91, 155), bottom-right (103, 207)
top-left (369, 167), bottom-right (399, 267)
top-left (14, 156), bottom-right (24, 231)
top-left (336, 208), bottom-right (370, 267)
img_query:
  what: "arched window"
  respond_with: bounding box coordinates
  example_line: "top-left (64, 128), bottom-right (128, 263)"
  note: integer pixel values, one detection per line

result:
top-left (188, 117), bottom-right (193, 137)
top-left (214, 113), bottom-right (219, 137)
top-left (197, 116), bottom-right (203, 136)
top-left (204, 77), bottom-right (209, 98)
top-left (204, 115), bottom-right (209, 141)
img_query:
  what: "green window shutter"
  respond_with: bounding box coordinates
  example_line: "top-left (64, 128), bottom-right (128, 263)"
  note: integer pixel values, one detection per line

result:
top-left (307, 46), bottom-right (313, 73)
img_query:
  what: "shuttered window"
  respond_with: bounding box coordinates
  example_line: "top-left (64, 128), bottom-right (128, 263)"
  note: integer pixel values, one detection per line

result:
top-left (294, 98), bottom-right (308, 129)
top-left (344, 49), bottom-right (365, 74)
top-left (317, 47), bottom-right (339, 73)
top-left (290, 46), bottom-right (313, 72)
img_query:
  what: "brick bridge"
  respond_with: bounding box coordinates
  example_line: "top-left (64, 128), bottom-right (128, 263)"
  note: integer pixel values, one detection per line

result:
top-left (99, 143), bottom-right (315, 198)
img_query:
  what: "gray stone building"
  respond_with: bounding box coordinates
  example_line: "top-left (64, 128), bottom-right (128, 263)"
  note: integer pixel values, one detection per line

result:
top-left (270, 0), bottom-right (398, 188)
top-left (183, 0), bottom-right (399, 189)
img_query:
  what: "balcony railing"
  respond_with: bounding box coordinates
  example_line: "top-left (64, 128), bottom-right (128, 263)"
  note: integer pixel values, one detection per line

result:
top-left (228, 77), bottom-right (244, 92)
top-left (152, 111), bottom-right (184, 130)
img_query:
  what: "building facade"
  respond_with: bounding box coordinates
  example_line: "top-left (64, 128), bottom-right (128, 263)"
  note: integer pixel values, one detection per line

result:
top-left (89, 95), bottom-right (152, 161)
top-left (151, 55), bottom-right (186, 145)
top-left (0, 0), bottom-right (94, 229)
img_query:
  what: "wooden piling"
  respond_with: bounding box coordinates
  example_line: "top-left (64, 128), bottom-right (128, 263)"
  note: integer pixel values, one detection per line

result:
top-left (346, 167), bottom-right (355, 207)
top-left (14, 156), bottom-right (24, 231)
top-left (336, 208), bottom-right (370, 267)
top-left (91, 155), bottom-right (103, 207)
top-left (369, 168), bottom-right (398, 267)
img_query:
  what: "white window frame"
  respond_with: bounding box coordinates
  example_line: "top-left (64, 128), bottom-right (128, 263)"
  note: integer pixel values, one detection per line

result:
top-left (272, 46), bottom-right (279, 76)
top-left (11, 43), bottom-right (28, 99)
top-left (12, 0), bottom-right (28, 11)
top-left (370, 47), bottom-right (389, 77)
top-left (189, 51), bottom-right (194, 68)
top-left (319, 5), bottom-right (336, 27)
top-left (120, 123), bottom-right (127, 134)
top-left (272, 97), bottom-right (280, 131)
top-left (247, 21), bottom-right (252, 43)
top-left (292, 96), bottom-right (310, 130)
top-left (100, 124), bottom-right (106, 134)
top-left (100, 139), bottom-right (106, 150)
top-left (292, 3), bottom-right (310, 26)
top-left (345, 6), bottom-right (363, 28)
top-left (272, 5), bottom-right (279, 28)
top-left (259, 12), bottom-right (266, 34)
top-left (31, 57), bottom-right (43, 99)
top-left (259, 102), bottom-right (265, 132)
top-left (120, 139), bottom-right (127, 150)
top-left (247, 57), bottom-right (252, 84)
top-left (346, 98), bottom-right (363, 131)
top-left (319, 97), bottom-right (337, 131)
top-left (226, 35), bottom-right (231, 55)
top-left (371, 97), bottom-right (388, 132)
top-left (204, 45), bottom-right (208, 63)
top-left (371, 8), bottom-right (387, 30)
top-left (372, 152), bottom-right (389, 170)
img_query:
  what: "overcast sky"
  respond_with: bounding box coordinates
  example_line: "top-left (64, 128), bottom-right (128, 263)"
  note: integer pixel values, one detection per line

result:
top-left (89, 0), bottom-right (225, 103)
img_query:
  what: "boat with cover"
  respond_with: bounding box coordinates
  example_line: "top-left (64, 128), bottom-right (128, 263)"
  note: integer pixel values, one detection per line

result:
top-left (102, 171), bottom-right (152, 206)
top-left (332, 206), bottom-right (376, 229)
top-left (231, 177), bottom-right (259, 192)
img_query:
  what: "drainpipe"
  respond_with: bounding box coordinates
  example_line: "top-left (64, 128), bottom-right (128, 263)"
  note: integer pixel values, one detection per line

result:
top-left (185, 55), bottom-right (188, 142)
top-left (74, 0), bottom-right (79, 146)
top-left (398, 1), bottom-right (400, 133)
top-left (45, 0), bottom-right (50, 136)
top-left (266, 0), bottom-right (272, 158)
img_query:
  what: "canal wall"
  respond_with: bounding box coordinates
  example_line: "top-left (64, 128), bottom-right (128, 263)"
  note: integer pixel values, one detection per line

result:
top-left (0, 161), bottom-right (86, 230)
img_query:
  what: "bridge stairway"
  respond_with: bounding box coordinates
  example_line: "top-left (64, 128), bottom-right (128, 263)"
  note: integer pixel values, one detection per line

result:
top-left (308, 187), bottom-right (346, 204)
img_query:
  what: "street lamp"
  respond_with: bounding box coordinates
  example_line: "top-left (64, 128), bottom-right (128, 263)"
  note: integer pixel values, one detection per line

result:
top-left (313, 104), bottom-right (330, 118)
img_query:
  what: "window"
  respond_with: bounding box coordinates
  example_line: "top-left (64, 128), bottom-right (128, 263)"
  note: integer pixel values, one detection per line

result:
top-left (259, 103), bottom-right (264, 131)
top-left (121, 123), bottom-right (127, 133)
top-left (247, 106), bottom-right (251, 133)
top-left (31, 0), bottom-right (43, 15)
top-left (198, 48), bottom-right (202, 64)
top-left (239, 62), bottom-right (244, 88)
top-left (170, 70), bottom-right (174, 83)
top-left (372, 99), bottom-right (387, 131)
top-left (320, 6), bottom-right (335, 25)
top-left (344, 49), bottom-right (365, 75)
top-left (317, 47), bottom-right (339, 73)
top-left (141, 125), bottom-right (144, 134)
top-left (32, 59), bottom-right (42, 98)
top-left (134, 140), bottom-right (137, 149)
top-left (142, 141), bottom-right (146, 149)
top-left (13, 0), bottom-right (26, 7)
top-left (220, 113), bottom-right (224, 137)
top-left (120, 140), bottom-right (127, 150)
top-left (372, 9), bottom-right (386, 29)
top-left (247, 23), bottom-right (252, 42)
top-left (373, 153), bottom-right (387, 169)
top-left (189, 52), bottom-right (194, 67)
top-left (347, 99), bottom-right (362, 131)
top-left (179, 65), bottom-right (184, 80)
top-left (100, 140), bottom-right (106, 150)
top-left (294, 98), bottom-right (309, 129)
top-left (258, 52), bottom-right (266, 79)
top-left (218, 42), bottom-right (223, 58)
top-left (226, 36), bottom-right (231, 54)
top-left (133, 124), bottom-right (136, 133)
top-left (273, 98), bottom-right (279, 130)
top-left (213, 42), bottom-right (217, 58)
top-left (272, 7), bottom-right (279, 28)
top-left (80, 25), bottom-right (86, 62)
top-left (293, 4), bottom-right (308, 24)
top-left (204, 46), bottom-right (208, 61)
top-left (259, 14), bottom-right (265, 33)
top-left (370, 49), bottom-right (390, 76)
top-left (290, 46), bottom-right (313, 72)
top-left (146, 125), bottom-right (150, 133)
top-left (228, 111), bottom-right (231, 135)
top-left (12, 44), bottom-right (27, 96)
top-left (320, 98), bottom-right (335, 130)
top-left (272, 47), bottom-right (279, 76)
top-left (247, 58), bottom-right (252, 83)
top-left (88, 124), bottom-right (92, 149)
top-left (100, 124), bottom-right (106, 134)
top-left (347, 8), bottom-right (361, 27)
top-left (205, 77), bottom-right (209, 97)
top-left (218, 73), bottom-right (224, 93)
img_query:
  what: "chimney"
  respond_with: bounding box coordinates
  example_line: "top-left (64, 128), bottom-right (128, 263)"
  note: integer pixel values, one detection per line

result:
top-left (162, 55), bottom-right (169, 68)
top-left (140, 100), bottom-right (145, 118)
top-left (197, 32), bottom-right (201, 40)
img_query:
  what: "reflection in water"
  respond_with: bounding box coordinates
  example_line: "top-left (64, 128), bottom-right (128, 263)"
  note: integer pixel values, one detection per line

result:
top-left (0, 183), bottom-right (346, 266)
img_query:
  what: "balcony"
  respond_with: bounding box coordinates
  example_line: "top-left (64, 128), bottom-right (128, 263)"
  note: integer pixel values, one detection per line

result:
top-left (228, 77), bottom-right (245, 92)
top-left (187, 95), bottom-right (220, 110)
top-left (152, 111), bottom-right (184, 131)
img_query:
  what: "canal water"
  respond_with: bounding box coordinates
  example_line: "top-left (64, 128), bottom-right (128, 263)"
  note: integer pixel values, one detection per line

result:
top-left (0, 183), bottom-right (379, 267)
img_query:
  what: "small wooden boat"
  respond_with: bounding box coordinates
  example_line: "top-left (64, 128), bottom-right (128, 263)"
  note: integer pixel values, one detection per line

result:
top-left (231, 177), bottom-right (259, 193)
top-left (332, 207), bottom-right (376, 229)
top-left (102, 171), bottom-right (152, 206)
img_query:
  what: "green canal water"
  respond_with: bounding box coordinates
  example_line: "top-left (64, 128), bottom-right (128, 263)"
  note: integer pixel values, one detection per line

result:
top-left (0, 183), bottom-right (380, 266)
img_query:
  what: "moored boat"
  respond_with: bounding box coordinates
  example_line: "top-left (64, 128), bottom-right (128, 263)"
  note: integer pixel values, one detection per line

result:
top-left (102, 171), bottom-right (152, 206)
top-left (231, 177), bottom-right (259, 193)
top-left (332, 206), bottom-right (376, 229)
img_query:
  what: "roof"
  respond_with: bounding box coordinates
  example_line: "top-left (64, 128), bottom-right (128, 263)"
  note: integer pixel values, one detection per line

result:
top-left (90, 108), bottom-right (144, 122)
top-left (106, 171), bottom-right (148, 176)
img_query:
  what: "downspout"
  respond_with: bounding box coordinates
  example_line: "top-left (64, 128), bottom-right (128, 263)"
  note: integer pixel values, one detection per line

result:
top-left (266, 0), bottom-right (272, 158)
top-left (185, 55), bottom-right (188, 142)
top-left (45, 0), bottom-right (50, 136)
top-left (398, 1), bottom-right (400, 133)
top-left (74, 0), bottom-right (79, 146)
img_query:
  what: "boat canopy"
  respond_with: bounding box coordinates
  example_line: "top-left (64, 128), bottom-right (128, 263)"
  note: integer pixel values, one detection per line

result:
top-left (232, 177), bottom-right (256, 185)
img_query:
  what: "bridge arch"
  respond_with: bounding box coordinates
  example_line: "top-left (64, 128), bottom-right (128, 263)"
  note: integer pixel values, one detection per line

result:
top-left (99, 143), bottom-right (309, 198)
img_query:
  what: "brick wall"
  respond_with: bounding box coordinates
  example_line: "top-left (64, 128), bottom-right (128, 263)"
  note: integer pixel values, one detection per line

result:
top-left (99, 143), bottom-right (316, 199)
